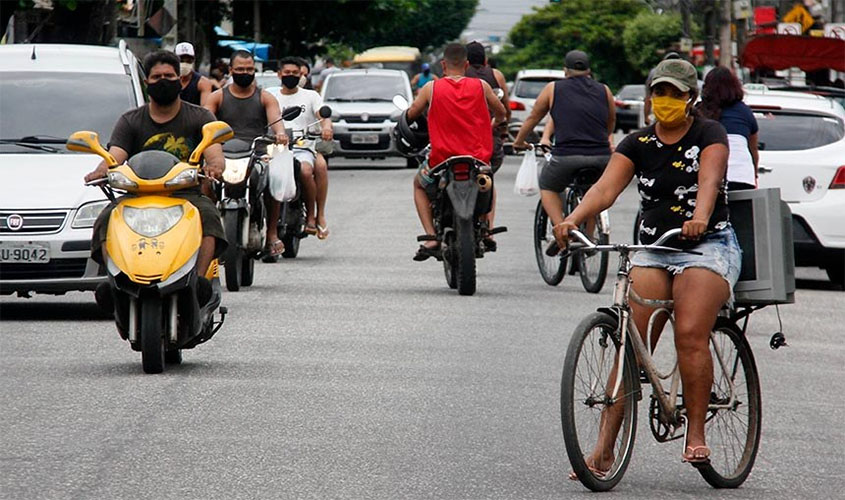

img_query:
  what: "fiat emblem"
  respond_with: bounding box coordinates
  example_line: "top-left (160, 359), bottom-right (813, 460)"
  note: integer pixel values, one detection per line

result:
top-left (360, 112), bottom-right (370, 122)
top-left (6, 214), bottom-right (23, 231)
top-left (803, 176), bottom-right (816, 194)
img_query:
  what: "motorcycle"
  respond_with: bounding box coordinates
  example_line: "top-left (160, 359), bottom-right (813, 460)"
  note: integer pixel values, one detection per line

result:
top-left (392, 95), bottom-right (506, 296)
top-left (220, 105), bottom-right (302, 285)
top-left (67, 121), bottom-right (234, 374)
top-left (271, 104), bottom-right (333, 259)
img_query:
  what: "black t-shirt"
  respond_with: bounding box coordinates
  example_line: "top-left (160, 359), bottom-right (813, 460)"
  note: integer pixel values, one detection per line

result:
top-left (615, 117), bottom-right (730, 245)
top-left (108, 102), bottom-right (215, 162)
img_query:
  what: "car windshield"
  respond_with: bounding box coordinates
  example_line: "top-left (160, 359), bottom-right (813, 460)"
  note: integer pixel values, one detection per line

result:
top-left (323, 74), bottom-right (406, 101)
top-left (0, 71), bottom-right (136, 153)
top-left (617, 85), bottom-right (645, 100)
top-left (514, 78), bottom-right (558, 99)
top-left (753, 110), bottom-right (845, 151)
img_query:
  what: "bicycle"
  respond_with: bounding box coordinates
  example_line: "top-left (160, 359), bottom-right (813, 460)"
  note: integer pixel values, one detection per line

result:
top-left (526, 144), bottom-right (609, 293)
top-left (559, 228), bottom-right (762, 491)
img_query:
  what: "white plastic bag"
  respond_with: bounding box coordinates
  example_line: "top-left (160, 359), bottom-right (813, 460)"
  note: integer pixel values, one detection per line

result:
top-left (268, 145), bottom-right (296, 202)
top-left (513, 150), bottom-right (540, 196)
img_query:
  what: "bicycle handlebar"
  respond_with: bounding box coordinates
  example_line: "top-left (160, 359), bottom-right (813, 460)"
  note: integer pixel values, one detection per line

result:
top-left (546, 227), bottom-right (700, 257)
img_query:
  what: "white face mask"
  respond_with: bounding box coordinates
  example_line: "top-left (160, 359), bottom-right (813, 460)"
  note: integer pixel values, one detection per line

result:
top-left (180, 62), bottom-right (193, 77)
top-left (298, 75), bottom-right (307, 88)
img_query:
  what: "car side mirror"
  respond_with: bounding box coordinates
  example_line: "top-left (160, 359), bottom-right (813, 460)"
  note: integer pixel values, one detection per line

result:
top-left (392, 94), bottom-right (410, 111)
top-left (66, 131), bottom-right (118, 167)
top-left (188, 121), bottom-right (234, 165)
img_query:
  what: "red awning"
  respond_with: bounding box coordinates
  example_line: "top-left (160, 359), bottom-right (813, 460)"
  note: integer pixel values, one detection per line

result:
top-left (741, 35), bottom-right (845, 72)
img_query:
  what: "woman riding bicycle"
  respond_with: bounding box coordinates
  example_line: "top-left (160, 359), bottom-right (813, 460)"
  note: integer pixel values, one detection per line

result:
top-left (555, 59), bottom-right (741, 473)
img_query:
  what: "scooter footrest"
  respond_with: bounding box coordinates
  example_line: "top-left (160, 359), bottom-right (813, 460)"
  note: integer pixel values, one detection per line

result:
top-left (489, 226), bottom-right (508, 235)
top-left (417, 234), bottom-right (439, 242)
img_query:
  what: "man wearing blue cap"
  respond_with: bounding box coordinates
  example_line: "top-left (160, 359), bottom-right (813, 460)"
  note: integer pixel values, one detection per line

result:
top-left (411, 63), bottom-right (438, 96)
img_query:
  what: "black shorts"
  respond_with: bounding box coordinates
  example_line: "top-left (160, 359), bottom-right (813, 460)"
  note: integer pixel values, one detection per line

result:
top-left (538, 154), bottom-right (610, 192)
top-left (91, 190), bottom-right (227, 264)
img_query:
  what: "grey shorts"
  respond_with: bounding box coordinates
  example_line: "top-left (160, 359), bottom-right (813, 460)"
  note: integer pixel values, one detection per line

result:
top-left (538, 154), bottom-right (610, 192)
top-left (91, 190), bottom-right (227, 263)
top-left (631, 227), bottom-right (742, 305)
top-left (292, 148), bottom-right (316, 166)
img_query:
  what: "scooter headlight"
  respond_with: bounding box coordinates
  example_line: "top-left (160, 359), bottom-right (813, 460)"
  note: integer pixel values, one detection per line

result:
top-left (164, 168), bottom-right (198, 188)
top-left (108, 171), bottom-right (139, 190)
top-left (71, 200), bottom-right (110, 229)
top-left (122, 206), bottom-right (184, 237)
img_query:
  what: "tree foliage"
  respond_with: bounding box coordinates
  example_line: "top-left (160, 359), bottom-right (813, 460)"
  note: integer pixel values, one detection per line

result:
top-left (497, 0), bottom-right (648, 91)
top-left (622, 10), bottom-right (687, 78)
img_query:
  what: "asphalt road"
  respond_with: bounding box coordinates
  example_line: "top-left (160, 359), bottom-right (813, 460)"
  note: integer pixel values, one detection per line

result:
top-left (1, 155), bottom-right (844, 500)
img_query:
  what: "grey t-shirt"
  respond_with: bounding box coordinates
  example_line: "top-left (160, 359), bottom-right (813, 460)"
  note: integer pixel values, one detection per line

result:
top-left (108, 101), bottom-right (215, 162)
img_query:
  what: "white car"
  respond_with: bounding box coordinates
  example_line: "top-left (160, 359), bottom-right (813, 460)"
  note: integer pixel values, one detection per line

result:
top-left (508, 69), bottom-right (566, 142)
top-left (0, 42), bottom-right (147, 298)
top-left (745, 88), bottom-right (845, 285)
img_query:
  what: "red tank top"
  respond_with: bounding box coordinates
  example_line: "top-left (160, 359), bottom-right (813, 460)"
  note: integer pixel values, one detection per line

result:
top-left (428, 77), bottom-right (493, 167)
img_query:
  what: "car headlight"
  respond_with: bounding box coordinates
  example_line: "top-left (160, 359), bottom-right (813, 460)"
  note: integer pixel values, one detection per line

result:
top-left (108, 171), bottom-right (139, 190)
top-left (72, 200), bottom-right (111, 229)
top-left (164, 168), bottom-right (198, 188)
top-left (122, 205), bottom-right (183, 237)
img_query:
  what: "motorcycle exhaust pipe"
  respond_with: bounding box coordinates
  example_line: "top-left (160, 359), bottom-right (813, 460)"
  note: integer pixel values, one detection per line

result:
top-left (477, 174), bottom-right (493, 193)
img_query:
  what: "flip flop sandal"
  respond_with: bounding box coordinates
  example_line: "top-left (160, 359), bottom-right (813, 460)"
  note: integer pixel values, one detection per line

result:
top-left (413, 245), bottom-right (440, 262)
top-left (304, 224), bottom-right (318, 236)
top-left (568, 464), bottom-right (609, 481)
top-left (682, 445), bottom-right (711, 464)
top-left (317, 225), bottom-right (330, 240)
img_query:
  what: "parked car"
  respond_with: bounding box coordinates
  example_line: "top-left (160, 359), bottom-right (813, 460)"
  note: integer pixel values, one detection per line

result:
top-left (0, 42), bottom-right (147, 299)
top-left (507, 69), bottom-right (566, 142)
top-left (255, 70), bottom-right (280, 89)
top-left (614, 84), bottom-right (646, 133)
top-left (320, 69), bottom-right (413, 166)
top-left (744, 87), bottom-right (845, 285)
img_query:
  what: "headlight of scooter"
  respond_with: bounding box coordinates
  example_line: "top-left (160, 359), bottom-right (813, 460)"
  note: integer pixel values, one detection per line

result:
top-left (122, 206), bottom-right (184, 237)
top-left (222, 159), bottom-right (250, 184)
top-left (164, 168), bottom-right (198, 189)
top-left (71, 200), bottom-right (110, 229)
top-left (108, 171), bottom-right (139, 190)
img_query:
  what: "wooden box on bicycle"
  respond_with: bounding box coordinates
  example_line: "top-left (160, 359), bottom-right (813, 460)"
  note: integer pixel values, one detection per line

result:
top-left (728, 187), bottom-right (796, 305)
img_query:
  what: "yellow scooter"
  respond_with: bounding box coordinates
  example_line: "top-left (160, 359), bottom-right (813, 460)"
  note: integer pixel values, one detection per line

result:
top-left (67, 122), bottom-right (234, 374)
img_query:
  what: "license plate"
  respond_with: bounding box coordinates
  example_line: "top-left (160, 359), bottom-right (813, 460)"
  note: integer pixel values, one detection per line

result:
top-left (0, 242), bottom-right (50, 263)
top-left (350, 133), bottom-right (379, 144)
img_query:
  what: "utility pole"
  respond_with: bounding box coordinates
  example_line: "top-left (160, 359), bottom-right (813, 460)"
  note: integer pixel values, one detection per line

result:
top-left (681, 0), bottom-right (691, 37)
top-left (253, 0), bottom-right (260, 42)
top-left (719, 0), bottom-right (733, 67)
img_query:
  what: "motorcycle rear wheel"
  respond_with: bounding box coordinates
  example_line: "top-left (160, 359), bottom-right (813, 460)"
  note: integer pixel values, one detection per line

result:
top-left (455, 218), bottom-right (476, 296)
top-left (223, 212), bottom-right (243, 292)
top-left (140, 296), bottom-right (165, 374)
top-left (442, 230), bottom-right (457, 289)
top-left (241, 255), bottom-right (255, 286)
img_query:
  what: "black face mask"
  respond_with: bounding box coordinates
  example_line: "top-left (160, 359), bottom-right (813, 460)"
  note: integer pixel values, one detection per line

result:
top-left (423, 69), bottom-right (431, 76)
top-left (232, 72), bottom-right (255, 88)
top-left (147, 78), bottom-right (182, 105)
top-left (281, 75), bottom-right (300, 89)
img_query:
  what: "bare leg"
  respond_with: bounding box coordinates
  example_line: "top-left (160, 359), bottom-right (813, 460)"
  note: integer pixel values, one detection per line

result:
top-left (314, 153), bottom-right (329, 229)
top-left (486, 186), bottom-right (497, 229)
top-left (413, 176), bottom-right (437, 249)
top-left (300, 161), bottom-right (317, 228)
top-left (672, 268), bottom-right (729, 456)
top-left (583, 267), bottom-right (673, 470)
top-left (264, 190), bottom-right (281, 244)
top-left (540, 189), bottom-right (565, 226)
top-left (197, 236), bottom-right (216, 277)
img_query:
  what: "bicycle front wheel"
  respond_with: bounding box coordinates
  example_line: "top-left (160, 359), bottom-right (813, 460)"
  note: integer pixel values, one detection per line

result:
top-left (561, 312), bottom-right (638, 491)
top-left (533, 199), bottom-right (566, 286)
top-left (575, 208), bottom-right (609, 294)
top-left (697, 318), bottom-right (762, 488)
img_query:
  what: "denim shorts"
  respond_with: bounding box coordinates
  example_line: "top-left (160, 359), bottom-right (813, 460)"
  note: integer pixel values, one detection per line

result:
top-left (630, 227), bottom-right (742, 305)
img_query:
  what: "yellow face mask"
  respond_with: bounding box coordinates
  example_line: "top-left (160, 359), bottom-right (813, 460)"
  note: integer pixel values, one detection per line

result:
top-left (651, 95), bottom-right (691, 127)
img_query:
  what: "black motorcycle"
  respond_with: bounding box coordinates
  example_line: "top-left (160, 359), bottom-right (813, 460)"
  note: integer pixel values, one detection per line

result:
top-left (420, 155), bottom-right (504, 295)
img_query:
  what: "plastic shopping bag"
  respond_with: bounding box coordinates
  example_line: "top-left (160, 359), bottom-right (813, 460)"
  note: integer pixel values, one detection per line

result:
top-left (268, 145), bottom-right (297, 202)
top-left (513, 150), bottom-right (540, 196)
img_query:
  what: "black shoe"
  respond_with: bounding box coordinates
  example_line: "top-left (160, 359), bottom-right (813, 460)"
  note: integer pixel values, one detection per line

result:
top-left (413, 245), bottom-right (441, 262)
top-left (482, 237), bottom-right (497, 253)
top-left (197, 276), bottom-right (213, 306)
top-left (94, 282), bottom-right (114, 313)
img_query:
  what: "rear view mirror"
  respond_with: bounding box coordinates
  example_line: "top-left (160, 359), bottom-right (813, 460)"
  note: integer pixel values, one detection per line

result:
top-left (392, 94), bottom-right (410, 111)
top-left (318, 105), bottom-right (332, 119)
top-left (188, 121), bottom-right (234, 165)
top-left (282, 105), bottom-right (303, 121)
top-left (66, 131), bottom-right (118, 167)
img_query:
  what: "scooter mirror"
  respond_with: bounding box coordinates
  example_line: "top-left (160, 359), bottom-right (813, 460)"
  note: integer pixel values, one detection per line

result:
top-left (494, 88), bottom-right (505, 101)
top-left (282, 105), bottom-right (303, 121)
top-left (188, 121), bottom-right (235, 165)
top-left (392, 94), bottom-right (410, 111)
top-left (67, 131), bottom-right (118, 167)
top-left (318, 105), bottom-right (332, 119)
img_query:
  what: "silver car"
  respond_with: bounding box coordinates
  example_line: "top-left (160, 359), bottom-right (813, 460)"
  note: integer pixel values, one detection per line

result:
top-left (320, 69), bottom-right (413, 165)
top-left (0, 42), bottom-right (146, 299)
top-left (508, 69), bottom-right (567, 142)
